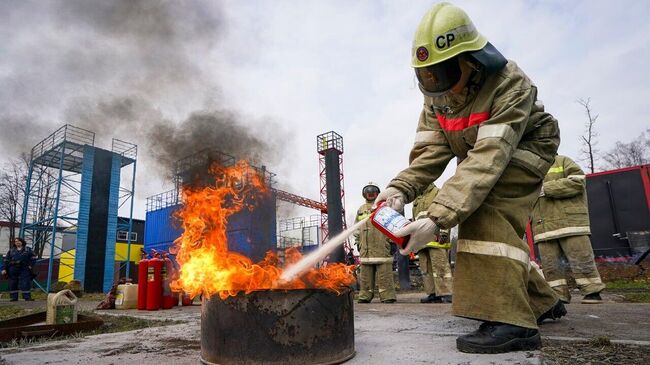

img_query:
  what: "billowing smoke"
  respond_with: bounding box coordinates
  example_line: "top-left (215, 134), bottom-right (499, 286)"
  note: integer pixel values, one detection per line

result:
top-left (0, 1), bottom-right (289, 192)
top-left (149, 110), bottom-right (282, 177)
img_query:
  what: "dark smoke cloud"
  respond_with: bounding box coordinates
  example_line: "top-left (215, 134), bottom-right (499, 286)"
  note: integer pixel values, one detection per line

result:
top-left (0, 114), bottom-right (49, 158)
top-left (0, 1), bottom-right (289, 187)
top-left (63, 95), bottom-right (287, 181)
top-left (149, 110), bottom-right (283, 176)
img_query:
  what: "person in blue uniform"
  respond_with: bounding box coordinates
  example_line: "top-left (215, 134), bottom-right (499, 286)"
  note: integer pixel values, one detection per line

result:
top-left (2, 237), bottom-right (35, 301)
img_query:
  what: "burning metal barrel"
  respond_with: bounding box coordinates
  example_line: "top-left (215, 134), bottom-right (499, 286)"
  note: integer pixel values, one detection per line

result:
top-left (201, 288), bottom-right (355, 365)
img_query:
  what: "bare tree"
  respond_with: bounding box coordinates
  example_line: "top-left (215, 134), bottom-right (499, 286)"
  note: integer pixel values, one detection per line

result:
top-left (602, 129), bottom-right (650, 169)
top-left (28, 163), bottom-right (59, 259)
top-left (0, 159), bottom-right (27, 245)
top-left (577, 98), bottom-right (599, 173)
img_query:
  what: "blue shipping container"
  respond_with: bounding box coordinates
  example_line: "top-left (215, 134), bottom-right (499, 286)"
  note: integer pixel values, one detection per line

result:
top-left (144, 205), bottom-right (183, 249)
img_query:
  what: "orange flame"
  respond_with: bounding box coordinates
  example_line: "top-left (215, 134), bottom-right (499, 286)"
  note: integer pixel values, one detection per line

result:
top-left (171, 161), bottom-right (355, 300)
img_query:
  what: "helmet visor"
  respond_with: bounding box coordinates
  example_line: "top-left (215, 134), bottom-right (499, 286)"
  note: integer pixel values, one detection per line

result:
top-left (362, 185), bottom-right (380, 199)
top-left (415, 57), bottom-right (461, 96)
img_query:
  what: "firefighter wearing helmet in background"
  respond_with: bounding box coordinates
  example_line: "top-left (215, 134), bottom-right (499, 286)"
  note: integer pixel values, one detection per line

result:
top-left (375, 2), bottom-right (565, 353)
top-left (532, 155), bottom-right (605, 304)
top-left (412, 183), bottom-right (453, 303)
top-left (354, 182), bottom-right (397, 303)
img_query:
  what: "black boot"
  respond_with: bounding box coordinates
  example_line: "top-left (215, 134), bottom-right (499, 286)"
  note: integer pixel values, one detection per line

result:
top-left (434, 295), bottom-right (452, 303)
top-left (537, 300), bottom-right (567, 324)
top-left (420, 294), bottom-right (437, 303)
top-left (456, 322), bottom-right (541, 354)
top-left (581, 292), bottom-right (603, 304)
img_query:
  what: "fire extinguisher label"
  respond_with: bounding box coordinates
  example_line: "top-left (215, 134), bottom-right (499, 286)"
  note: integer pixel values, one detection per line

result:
top-left (372, 206), bottom-right (410, 236)
top-left (147, 266), bottom-right (155, 282)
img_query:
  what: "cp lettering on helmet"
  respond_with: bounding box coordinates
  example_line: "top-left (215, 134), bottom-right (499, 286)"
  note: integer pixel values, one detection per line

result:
top-left (435, 33), bottom-right (455, 49)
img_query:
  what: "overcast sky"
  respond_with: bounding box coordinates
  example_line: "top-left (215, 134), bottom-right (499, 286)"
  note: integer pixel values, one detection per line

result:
top-left (1, 0), bottom-right (649, 226)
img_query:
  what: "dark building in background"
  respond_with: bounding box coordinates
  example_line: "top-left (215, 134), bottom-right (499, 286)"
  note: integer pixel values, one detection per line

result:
top-left (586, 164), bottom-right (650, 258)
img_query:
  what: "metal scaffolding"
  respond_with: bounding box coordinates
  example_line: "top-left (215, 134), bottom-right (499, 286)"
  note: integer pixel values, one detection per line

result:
top-left (111, 138), bottom-right (138, 279)
top-left (19, 124), bottom-right (137, 292)
top-left (277, 215), bottom-right (320, 248)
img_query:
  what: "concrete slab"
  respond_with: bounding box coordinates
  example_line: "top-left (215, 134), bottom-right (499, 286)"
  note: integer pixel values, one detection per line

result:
top-left (1, 292), bottom-right (648, 365)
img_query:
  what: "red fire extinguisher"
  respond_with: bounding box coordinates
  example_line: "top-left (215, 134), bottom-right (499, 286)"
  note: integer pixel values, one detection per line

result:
top-left (370, 202), bottom-right (411, 248)
top-left (137, 251), bottom-right (149, 310)
top-left (146, 255), bottom-right (164, 311)
top-left (161, 253), bottom-right (175, 309)
top-left (181, 291), bottom-right (193, 306)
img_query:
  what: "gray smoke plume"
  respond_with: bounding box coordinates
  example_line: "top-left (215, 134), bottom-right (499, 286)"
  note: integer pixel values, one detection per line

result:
top-left (1, 1), bottom-right (289, 188)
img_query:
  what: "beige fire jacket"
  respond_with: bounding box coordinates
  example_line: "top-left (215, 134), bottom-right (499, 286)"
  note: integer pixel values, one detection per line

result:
top-left (531, 155), bottom-right (591, 242)
top-left (389, 61), bottom-right (560, 229)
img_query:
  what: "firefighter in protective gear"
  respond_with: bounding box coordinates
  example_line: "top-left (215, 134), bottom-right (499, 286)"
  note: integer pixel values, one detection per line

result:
top-left (376, 2), bottom-right (564, 353)
top-left (413, 183), bottom-right (453, 303)
top-left (355, 182), bottom-right (397, 303)
top-left (1, 238), bottom-right (35, 301)
top-left (532, 155), bottom-right (605, 304)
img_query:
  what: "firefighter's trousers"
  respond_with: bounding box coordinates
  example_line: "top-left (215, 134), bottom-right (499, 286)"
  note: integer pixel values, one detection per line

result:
top-left (359, 263), bottom-right (396, 302)
top-left (454, 163), bottom-right (559, 329)
top-left (419, 248), bottom-right (452, 296)
top-left (538, 235), bottom-right (605, 302)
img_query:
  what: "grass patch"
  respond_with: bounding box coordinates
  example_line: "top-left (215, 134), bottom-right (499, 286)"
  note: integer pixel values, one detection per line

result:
top-left (606, 279), bottom-right (650, 290)
top-left (604, 279), bottom-right (650, 303)
top-left (93, 312), bottom-right (179, 334)
top-left (0, 306), bottom-right (41, 321)
top-left (623, 292), bottom-right (650, 303)
top-left (541, 337), bottom-right (650, 365)
top-left (0, 310), bottom-right (180, 349)
top-left (30, 291), bottom-right (106, 302)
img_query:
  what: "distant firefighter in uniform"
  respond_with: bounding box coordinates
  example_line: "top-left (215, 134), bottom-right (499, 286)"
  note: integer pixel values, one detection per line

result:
top-left (355, 182), bottom-right (397, 303)
top-left (2, 238), bottom-right (35, 301)
top-left (532, 155), bottom-right (605, 304)
top-left (413, 183), bottom-right (453, 303)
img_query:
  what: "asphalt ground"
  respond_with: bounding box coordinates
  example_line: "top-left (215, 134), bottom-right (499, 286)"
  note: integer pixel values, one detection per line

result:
top-left (0, 292), bottom-right (648, 365)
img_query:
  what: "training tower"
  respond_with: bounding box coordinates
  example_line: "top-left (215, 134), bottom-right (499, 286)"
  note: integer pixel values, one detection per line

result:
top-left (317, 131), bottom-right (348, 263)
top-left (20, 124), bottom-right (137, 293)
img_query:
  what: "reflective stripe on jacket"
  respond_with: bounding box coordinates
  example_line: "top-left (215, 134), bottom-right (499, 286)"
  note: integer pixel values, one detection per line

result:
top-left (531, 155), bottom-right (591, 242)
top-left (389, 61), bottom-right (559, 229)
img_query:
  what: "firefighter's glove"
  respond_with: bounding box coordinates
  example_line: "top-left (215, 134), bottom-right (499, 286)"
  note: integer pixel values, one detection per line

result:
top-left (394, 217), bottom-right (439, 256)
top-left (373, 187), bottom-right (406, 212)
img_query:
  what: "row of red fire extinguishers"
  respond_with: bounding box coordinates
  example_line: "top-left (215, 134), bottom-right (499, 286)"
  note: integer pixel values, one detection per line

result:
top-left (137, 249), bottom-right (192, 311)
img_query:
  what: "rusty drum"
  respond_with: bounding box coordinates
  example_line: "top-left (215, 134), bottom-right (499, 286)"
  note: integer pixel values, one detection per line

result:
top-left (201, 288), bottom-right (355, 365)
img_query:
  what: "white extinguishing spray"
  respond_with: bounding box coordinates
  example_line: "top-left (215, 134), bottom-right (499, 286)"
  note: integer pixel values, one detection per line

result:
top-left (280, 203), bottom-right (412, 282)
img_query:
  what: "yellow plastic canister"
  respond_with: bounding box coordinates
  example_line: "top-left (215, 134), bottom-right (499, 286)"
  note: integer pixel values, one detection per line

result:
top-left (46, 289), bottom-right (78, 325)
top-left (115, 283), bottom-right (138, 310)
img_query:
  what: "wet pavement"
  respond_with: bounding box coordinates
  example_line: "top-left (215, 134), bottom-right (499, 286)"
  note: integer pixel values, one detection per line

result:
top-left (0, 292), bottom-right (648, 364)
